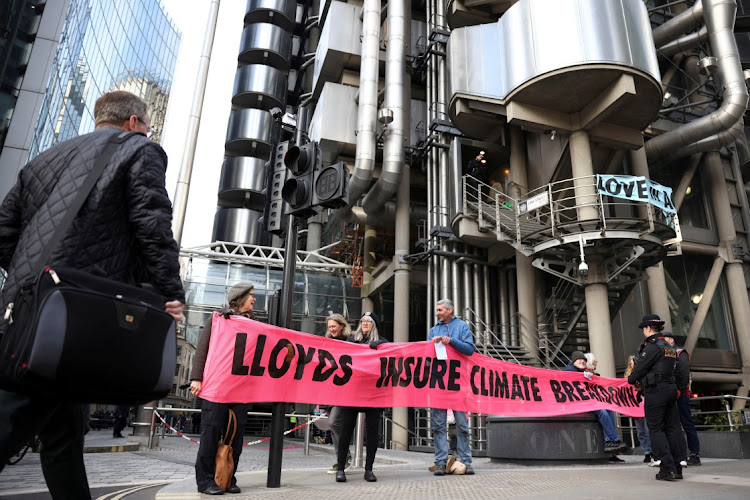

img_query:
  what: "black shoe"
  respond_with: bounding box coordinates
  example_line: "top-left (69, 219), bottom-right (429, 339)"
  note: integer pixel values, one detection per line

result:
top-left (608, 455), bottom-right (625, 463)
top-left (674, 471), bottom-right (683, 480)
top-left (336, 470), bottom-right (346, 482)
top-left (643, 453), bottom-right (652, 463)
top-left (434, 466), bottom-right (446, 476)
top-left (687, 454), bottom-right (701, 466)
top-left (200, 484), bottom-right (225, 495)
top-left (655, 471), bottom-right (677, 481)
top-left (226, 484), bottom-right (241, 494)
top-left (364, 470), bottom-right (377, 482)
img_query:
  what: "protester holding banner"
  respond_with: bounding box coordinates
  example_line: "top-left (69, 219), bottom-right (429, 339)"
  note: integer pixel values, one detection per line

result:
top-left (189, 282), bottom-right (256, 495)
top-left (564, 351), bottom-right (629, 460)
top-left (325, 313), bottom-right (353, 474)
top-left (627, 314), bottom-right (685, 481)
top-left (335, 312), bottom-right (387, 483)
top-left (428, 299), bottom-right (475, 476)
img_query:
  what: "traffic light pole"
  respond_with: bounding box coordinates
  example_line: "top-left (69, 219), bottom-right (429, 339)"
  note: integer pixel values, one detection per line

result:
top-left (267, 213), bottom-right (298, 488)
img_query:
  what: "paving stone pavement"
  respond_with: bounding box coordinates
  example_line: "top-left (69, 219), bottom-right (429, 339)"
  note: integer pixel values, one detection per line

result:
top-left (2, 429), bottom-right (750, 499)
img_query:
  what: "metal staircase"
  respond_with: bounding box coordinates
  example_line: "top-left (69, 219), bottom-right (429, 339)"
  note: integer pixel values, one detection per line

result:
top-left (459, 173), bottom-right (682, 362)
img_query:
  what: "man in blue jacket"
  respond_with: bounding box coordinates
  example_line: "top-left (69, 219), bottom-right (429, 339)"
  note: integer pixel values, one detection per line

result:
top-left (428, 299), bottom-right (475, 476)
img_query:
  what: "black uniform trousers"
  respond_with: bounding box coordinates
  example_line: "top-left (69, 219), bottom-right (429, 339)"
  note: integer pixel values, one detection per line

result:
top-left (644, 383), bottom-right (684, 474)
top-left (337, 407), bottom-right (381, 472)
top-left (0, 389), bottom-right (90, 499)
top-left (195, 400), bottom-right (248, 491)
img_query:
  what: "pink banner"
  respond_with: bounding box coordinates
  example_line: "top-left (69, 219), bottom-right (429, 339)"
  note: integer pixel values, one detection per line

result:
top-left (200, 314), bottom-right (644, 417)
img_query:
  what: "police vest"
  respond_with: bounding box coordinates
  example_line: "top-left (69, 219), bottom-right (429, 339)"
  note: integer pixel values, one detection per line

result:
top-left (638, 337), bottom-right (677, 388)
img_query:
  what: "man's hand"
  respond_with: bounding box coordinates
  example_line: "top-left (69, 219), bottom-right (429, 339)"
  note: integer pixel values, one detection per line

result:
top-left (432, 336), bottom-right (451, 345)
top-left (190, 380), bottom-right (201, 396)
top-left (165, 300), bottom-right (185, 322)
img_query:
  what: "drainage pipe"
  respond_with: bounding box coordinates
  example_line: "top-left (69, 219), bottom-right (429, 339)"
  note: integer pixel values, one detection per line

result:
top-left (646, 0), bottom-right (749, 162)
top-left (334, 0), bottom-right (380, 219)
top-left (362, 0), bottom-right (408, 213)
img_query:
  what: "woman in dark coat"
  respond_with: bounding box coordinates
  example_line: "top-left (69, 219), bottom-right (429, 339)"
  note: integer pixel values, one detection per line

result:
top-left (335, 312), bottom-right (387, 483)
top-left (189, 282), bottom-right (256, 495)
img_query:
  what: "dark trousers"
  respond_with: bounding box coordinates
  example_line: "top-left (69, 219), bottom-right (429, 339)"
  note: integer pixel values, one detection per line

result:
top-left (195, 401), bottom-right (248, 492)
top-left (677, 394), bottom-right (700, 455)
top-left (337, 408), bottom-right (381, 471)
top-left (0, 390), bottom-right (91, 499)
top-left (644, 385), bottom-right (685, 474)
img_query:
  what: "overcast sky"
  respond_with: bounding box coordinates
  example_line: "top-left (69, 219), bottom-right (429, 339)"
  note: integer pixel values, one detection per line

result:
top-left (160, 0), bottom-right (247, 248)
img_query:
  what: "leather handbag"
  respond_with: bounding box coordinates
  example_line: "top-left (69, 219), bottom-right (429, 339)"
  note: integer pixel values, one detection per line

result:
top-left (214, 409), bottom-right (237, 491)
top-left (0, 131), bottom-right (177, 404)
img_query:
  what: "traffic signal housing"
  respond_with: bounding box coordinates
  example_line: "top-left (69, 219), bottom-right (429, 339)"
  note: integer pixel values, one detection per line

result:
top-left (281, 142), bottom-right (320, 218)
top-left (260, 141), bottom-right (290, 235)
top-left (312, 161), bottom-right (349, 208)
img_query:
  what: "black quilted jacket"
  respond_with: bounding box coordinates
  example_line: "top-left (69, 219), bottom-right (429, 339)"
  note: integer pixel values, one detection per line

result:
top-left (0, 127), bottom-right (185, 305)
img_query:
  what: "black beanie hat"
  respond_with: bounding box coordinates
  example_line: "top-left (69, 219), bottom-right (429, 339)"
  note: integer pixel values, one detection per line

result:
top-left (361, 311), bottom-right (379, 329)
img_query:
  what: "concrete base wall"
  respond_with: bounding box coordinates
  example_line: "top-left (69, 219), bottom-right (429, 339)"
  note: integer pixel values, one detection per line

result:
top-left (487, 414), bottom-right (609, 463)
top-left (697, 431), bottom-right (750, 459)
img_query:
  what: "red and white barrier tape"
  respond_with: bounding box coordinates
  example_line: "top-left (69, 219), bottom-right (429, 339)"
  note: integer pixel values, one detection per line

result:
top-left (152, 410), bottom-right (326, 446)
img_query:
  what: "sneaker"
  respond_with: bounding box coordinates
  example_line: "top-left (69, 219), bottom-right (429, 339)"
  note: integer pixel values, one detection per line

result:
top-left (604, 441), bottom-right (618, 452)
top-left (434, 464), bottom-right (446, 476)
top-left (680, 460), bottom-right (687, 467)
top-left (674, 471), bottom-right (683, 480)
top-left (608, 455), bottom-right (625, 463)
top-left (643, 453), bottom-right (652, 463)
top-left (464, 464), bottom-right (475, 475)
top-left (327, 463), bottom-right (339, 474)
top-left (687, 454), bottom-right (701, 466)
top-left (649, 458), bottom-right (661, 467)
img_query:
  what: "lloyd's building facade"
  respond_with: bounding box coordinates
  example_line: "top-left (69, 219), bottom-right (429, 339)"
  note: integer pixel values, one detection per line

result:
top-left (186, 0), bottom-right (750, 450)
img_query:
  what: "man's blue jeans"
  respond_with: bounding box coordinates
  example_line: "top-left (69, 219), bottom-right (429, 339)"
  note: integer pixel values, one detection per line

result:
top-left (593, 409), bottom-right (621, 443)
top-left (677, 394), bottom-right (700, 455)
top-left (432, 408), bottom-right (472, 466)
top-left (634, 416), bottom-right (652, 454)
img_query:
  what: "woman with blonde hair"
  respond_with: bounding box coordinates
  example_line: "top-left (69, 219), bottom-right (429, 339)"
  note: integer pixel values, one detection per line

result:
top-left (326, 313), bottom-right (351, 339)
top-left (324, 313), bottom-right (352, 473)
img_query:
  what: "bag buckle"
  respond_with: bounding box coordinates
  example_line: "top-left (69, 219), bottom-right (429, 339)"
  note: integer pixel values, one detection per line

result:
top-left (3, 303), bottom-right (13, 325)
top-left (45, 267), bottom-right (61, 285)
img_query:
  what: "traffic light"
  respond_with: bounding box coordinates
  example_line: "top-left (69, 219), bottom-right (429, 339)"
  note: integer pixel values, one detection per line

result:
top-left (260, 141), bottom-right (290, 235)
top-left (281, 142), bottom-right (320, 218)
top-left (312, 161), bottom-right (349, 208)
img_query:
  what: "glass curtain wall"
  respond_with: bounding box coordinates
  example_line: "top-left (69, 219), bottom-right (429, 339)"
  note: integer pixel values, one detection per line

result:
top-left (27, 0), bottom-right (180, 158)
top-left (0, 0), bottom-right (43, 150)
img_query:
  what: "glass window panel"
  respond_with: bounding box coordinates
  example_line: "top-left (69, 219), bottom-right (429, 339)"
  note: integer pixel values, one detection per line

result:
top-left (663, 254), bottom-right (733, 350)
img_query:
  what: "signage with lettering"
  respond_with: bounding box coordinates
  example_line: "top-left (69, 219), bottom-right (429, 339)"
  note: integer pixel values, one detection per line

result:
top-left (199, 314), bottom-right (644, 417)
top-left (596, 175), bottom-right (676, 214)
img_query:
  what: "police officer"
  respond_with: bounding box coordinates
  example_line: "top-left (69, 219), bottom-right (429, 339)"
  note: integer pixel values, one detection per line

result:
top-left (627, 314), bottom-right (685, 481)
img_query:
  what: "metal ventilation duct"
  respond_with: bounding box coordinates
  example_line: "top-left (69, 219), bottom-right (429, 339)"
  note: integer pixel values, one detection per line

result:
top-left (238, 22), bottom-right (293, 69)
top-left (231, 64), bottom-right (288, 110)
top-left (225, 107), bottom-right (276, 158)
top-left (217, 156), bottom-right (268, 210)
top-left (214, 2), bottom-right (295, 245)
top-left (645, 0), bottom-right (749, 161)
top-left (212, 208), bottom-right (264, 243)
top-left (244, 0), bottom-right (297, 32)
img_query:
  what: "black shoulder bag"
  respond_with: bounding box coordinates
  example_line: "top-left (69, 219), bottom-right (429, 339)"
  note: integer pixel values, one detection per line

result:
top-left (0, 132), bottom-right (177, 404)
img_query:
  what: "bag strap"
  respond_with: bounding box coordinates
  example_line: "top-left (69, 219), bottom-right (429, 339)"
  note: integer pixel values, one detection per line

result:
top-left (30, 131), bottom-right (137, 272)
top-left (222, 409), bottom-right (237, 446)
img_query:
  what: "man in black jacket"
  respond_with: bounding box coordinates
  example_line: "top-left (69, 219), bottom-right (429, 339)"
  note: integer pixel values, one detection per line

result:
top-left (627, 314), bottom-right (685, 481)
top-left (0, 91), bottom-right (185, 497)
top-left (662, 333), bottom-right (701, 466)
